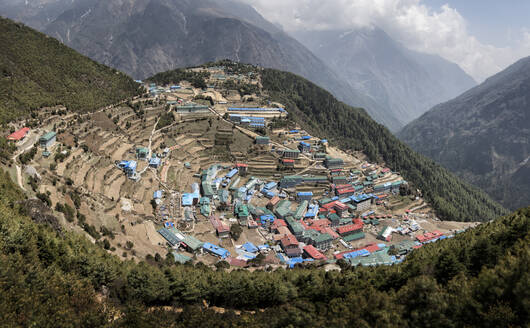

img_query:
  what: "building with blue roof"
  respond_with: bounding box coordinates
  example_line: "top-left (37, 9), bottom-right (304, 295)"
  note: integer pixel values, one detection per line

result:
top-left (153, 190), bottom-right (163, 199)
top-left (226, 168), bottom-right (238, 179)
top-left (228, 107), bottom-right (285, 113)
top-left (264, 182), bottom-right (277, 190)
top-left (297, 191), bottom-right (313, 201)
top-left (117, 160), bottom-right (137, 178)
top-left (298, 141), bottom-right (311, 152)
top-left (260, 214), bottom-right (275, 226)
top-left (202, 242), bottom-right (230, 258)
top-left (242, 242), bottom-right (259, 253)
top-left (181, 193), bottom-right (194, 206)
top-left (300, 136), bottom-right (311, 140)
top-left (305, 204), bottom-right (319, 218)
top-left (149, 157), bottom-right (161, 168)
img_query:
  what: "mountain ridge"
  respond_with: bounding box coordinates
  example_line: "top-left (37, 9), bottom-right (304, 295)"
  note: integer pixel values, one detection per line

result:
top-left (399, 56), bottom-right (530, 210)
top-left (293, 27), bottom-right (476, 131)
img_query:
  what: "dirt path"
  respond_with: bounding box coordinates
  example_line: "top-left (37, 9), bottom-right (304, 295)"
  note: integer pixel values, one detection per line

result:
top-left (12, 132), bottom-right (40, 191)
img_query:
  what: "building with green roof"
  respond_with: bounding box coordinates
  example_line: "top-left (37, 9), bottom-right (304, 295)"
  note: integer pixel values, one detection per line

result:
top-left (293, 200), bottom-right (308, 219)
top-left (39, 131), bottom-right (56, 148)
top-left (172, 252), bottom-right (192, 264)
top-left (342, 232), bottom-right (365, 242)
top-left (285, 216), bottom-right (304, 237)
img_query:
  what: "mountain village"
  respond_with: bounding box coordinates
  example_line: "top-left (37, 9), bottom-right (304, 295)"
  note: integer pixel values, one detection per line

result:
top-left (6, 64), bottom-right (477, 270)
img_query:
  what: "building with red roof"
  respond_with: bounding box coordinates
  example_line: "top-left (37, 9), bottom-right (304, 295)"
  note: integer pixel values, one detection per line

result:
top-left (267, 196), bottom-right (281, 210)
top-left (228, 257), bottom-right (249, 268)
top-left (303, 245), bottom-right (326, 260)
top-left (337, 221), bottom-right (364, 236)
top-left (210, 215), bottom-right (230, 238)
top-left (7, 127), bottom-right (30, 142)
top-left (416, 230), bottom-right (444, 243)
top-left (280, 234), bottom-right (301, 257)
top-left (336, 187), bottom-right (355, 197)
top-left (270, 218), bottom-right (287, 232)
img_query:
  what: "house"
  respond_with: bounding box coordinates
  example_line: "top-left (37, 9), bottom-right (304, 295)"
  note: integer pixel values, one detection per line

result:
top-left (153, 190), bottom-right (163, 200)
top-left (275, 199), bottom-right (292, 219)
top-left (39, 131), bottom-right (56, 148)
top-left (303, 245), bottom-right (327, 260)
top-left (117, 160), bottom-right (137, 178)
top-left (149, 156), bottom-right (161, 168)
top-left (280, 234), bottom-right (301, 258)
top-left (271, 219), bottom-right (288, 233)
top-left (203, 242), bottom-right (230, 258)
top-left (298, 141), bottom-right (311, 153)
top-left (210, 215), bottom-right (230, 238)
top-left (279, 175), bottom-right (303, 188)
top-left (255, 136), bottom-right (270, 145)
top-left (337, 219), bottom-right (364, 237)
top-left (282, 149), bottom-right (300, 159)
top-left (351, 194), bottom-right (373, 212)
top-left (336, 187), bottom-right (355, 198)
top-left (281, 159), bottom-right (295, 167)
top-left (378, 226), bottom-right (393, 242)
top-left (285, 216), bottom-right (304, 237)
top-left (158, 228), bottom-right (203, 252)
top-left (242, 242), bottom-right (259, 253)
top-left (297, 192), bottom-right (313, 201)
top-left (136, 147), bottom-right (149, 160)
top-left (303, 230), bottom-right (333, 250)
top-left (172, 252), bottom-right (192, 264)
top-left (7, 127), bottom-right (30, 142)
top-left (174, 103), bottom-right (209, 113)
top-left (266, 195), bottom-right (281, 210)
top-left (235, 163), bottom-right (248, 176)
top-left (324, 157), bottom-right (344, 169)
top-left (259, 214), bottom-right (275, 227)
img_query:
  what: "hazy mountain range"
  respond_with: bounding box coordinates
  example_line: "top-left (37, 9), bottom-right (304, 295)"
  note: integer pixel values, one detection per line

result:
top-left (293, 28), bottom-right (476, 131)
top-left (399, 56), bottom-right (530, 210)
top-left (0, 0), bottom-right (475, 131)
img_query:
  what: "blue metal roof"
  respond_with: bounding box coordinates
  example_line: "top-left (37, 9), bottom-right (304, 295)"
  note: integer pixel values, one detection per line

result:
top-left (202, 242), bottom-right (230, 258)
top-left (226, 168), bottom-right (238, 179)
top-left (228, 107), bottom-right (285, 112)
top-left (299, 141), bottom-right (310, 147)
top-left (351, 193), bottom-right (374, 203)
top-left (149, 157), bottom-right (161, 166)
top-left (182, 193), bottom-right (194, 206)
top-left (297, 191), bottom-right (313, 196)
top-left (153, 190), bottom-right (163, 199)
top-left (242, 242), bottom-right (259, 253)
top-left (264, 182), bottom-right (277, 190)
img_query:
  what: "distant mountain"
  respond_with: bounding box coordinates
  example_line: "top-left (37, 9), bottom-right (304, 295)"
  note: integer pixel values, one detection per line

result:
top-left (399, 56), bottom-right (530, 210)
top-left (293, 28), bottom-right (476, 131)
top-left (0, 0), bottom-right (395, 130)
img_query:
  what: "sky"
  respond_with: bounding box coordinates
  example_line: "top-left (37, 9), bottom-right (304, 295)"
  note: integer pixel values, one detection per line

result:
top-left (244, 0), bottom-right (530, 82)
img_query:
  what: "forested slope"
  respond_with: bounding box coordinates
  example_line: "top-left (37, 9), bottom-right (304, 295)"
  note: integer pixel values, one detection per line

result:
top-left (260, 68), bottom-right (507, 222)
top-left (0, 17), bottom-right (141, 124)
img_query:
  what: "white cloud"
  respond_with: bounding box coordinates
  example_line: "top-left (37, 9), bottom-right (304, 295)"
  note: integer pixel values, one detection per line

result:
top-left (243, 0), bottom-right (530, 82)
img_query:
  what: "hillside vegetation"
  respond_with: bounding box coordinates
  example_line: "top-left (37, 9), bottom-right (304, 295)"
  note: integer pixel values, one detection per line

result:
top-left (0, 17), bottom-right (141, 124)
top-left (399, 56), bottom-right (530, 210)
top-left (0, 165), bottom-right (527, 326)
top-left (259, 68), bottom-right (508, 222)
